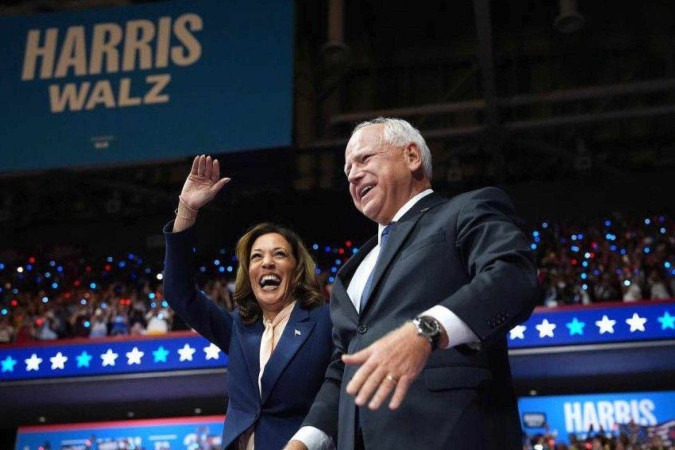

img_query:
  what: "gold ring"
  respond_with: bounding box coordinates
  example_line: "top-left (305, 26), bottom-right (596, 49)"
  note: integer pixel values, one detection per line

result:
top-left (385, 374), bottom-right (398, 384)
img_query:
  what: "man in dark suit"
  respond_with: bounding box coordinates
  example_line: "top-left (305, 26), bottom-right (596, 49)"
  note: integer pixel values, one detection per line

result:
top-left (287, 117), bottom-right (539, 450)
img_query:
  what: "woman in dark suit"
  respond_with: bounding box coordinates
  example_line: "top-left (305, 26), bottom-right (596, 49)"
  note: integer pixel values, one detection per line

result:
top-left (163, 155), bottom-right (333, 449)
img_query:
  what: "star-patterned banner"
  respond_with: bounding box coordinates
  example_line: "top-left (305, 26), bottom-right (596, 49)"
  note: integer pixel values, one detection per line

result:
top-left (0, 332), bottom-right (227, 382)
top-left (2, 301), bottom-right (674, 381)
top-left (509, 301), bottom-right (675, 349)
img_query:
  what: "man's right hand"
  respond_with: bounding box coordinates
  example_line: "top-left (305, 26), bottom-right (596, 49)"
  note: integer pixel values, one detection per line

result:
top-left (179, 154), bottom-right (231, 210)
top-left (283, 440), bottom-right (308, 450)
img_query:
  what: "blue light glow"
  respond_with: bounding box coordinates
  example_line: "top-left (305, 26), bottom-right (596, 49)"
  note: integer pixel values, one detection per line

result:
top-left (329, 276), bottom-right (335, 283)
top-left (604, 220), bottom-right (611, 227)
top-left (530, 244), bottom-right (537, 250)
top-left (644, 218), bottom-right (651, 225)
top-left (315, 268), bottom-right (321, 275)
top-left (227, 266), bottom-right (233, 272)
top-left (51, 282), bottom-right (58, 289)
top-left (312, 244), bottom-right (319, 250)
top-left (41, 297), bottom-right (48, 303)
top-left (542, 222), bottom-right (548, 228)
top-left (90, 282), bottom-right (97, 289)
top-left (84, 321), bottom-right (90, 328)
top-left (218, 266), bottom-right (225, 273)
top-left (214, 259), bottom-right (220, 266)
top-left (149, 293), bottom-right (156, 299)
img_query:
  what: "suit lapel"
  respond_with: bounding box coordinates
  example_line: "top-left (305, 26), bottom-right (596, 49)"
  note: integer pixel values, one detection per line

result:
top-left (361, 193), bottom-right (447, 314)
top-left (237, 317), bottom-right (263, 393)
top-left (333, 237), bottom-right (377, 322)
top-left (260, 303), bottom-right (315, 404)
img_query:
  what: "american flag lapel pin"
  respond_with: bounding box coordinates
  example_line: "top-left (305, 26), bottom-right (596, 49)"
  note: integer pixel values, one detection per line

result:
top-left (294, 329), bottom-right (302, 336)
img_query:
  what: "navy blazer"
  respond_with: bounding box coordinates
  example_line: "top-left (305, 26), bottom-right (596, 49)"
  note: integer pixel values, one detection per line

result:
top-left (163, 223), bottom-right (333, 450)
top-left (303, 189), bottom-right (539, 450)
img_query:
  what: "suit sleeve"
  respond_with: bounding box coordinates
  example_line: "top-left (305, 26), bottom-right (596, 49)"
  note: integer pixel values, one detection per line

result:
top-left (163, 221), bottom-right (234, 352)
top-left (441, 187), bottom-right (539, 345)
top-left (299, 298), bottom-right (344, 442)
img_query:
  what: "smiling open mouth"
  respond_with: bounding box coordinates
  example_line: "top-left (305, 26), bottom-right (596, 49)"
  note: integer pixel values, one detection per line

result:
top-left (359, 185), bottom-right (374, 199)
top-left (259, 274), bottom-right (281, 291)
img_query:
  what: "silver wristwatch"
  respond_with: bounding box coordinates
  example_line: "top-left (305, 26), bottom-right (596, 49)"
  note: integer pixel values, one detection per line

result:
top-left (412, 316), bottom-right (442, 351)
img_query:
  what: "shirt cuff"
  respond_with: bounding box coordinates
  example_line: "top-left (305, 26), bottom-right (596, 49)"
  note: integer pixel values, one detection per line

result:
top-left (422, 305), bottom-right (479, 350)
top-left (291, 426), bottom-right (335, 450)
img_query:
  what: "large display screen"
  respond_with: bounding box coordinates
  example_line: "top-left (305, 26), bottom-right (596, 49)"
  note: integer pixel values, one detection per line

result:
top-left (0, 0), bottom-right (293, 172)
top-left (519, 390), bottom-right (675, 445)
top-left (15, 416), bottom-right (225, 450)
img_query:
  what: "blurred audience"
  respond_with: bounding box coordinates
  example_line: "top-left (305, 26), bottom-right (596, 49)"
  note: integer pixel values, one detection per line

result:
top-left (0, 213), bottom-right (672, 344)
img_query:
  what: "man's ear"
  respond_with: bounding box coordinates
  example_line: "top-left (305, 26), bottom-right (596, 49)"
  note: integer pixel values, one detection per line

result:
top-left (404, 143), bottom-right (423, 171)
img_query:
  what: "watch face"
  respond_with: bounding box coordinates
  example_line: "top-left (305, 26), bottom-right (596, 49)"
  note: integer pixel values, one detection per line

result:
top-left (419, 317), bottom-right (440, 335)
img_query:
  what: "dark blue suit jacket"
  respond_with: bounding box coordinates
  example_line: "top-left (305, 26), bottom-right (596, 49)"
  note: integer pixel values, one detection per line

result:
top-left (303, 189), bottom-right (539, 450)
top-left (163, 223), bottom-right (333, 450)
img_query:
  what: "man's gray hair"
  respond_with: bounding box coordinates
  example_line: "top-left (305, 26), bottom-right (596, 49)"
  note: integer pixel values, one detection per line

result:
top-left (352, 117), bottom-right (433, 180)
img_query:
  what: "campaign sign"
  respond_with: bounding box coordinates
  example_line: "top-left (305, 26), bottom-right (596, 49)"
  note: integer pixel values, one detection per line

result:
top-left (15, 415), bottom-right (225, 450)
top-left (0, 0), bottom-right (293, 172)
top-left (519, 390), bottom-right (675, 445)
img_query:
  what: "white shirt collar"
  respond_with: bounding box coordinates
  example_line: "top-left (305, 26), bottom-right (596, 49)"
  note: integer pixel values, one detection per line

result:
top-left (377, 189), bottom-right (434, 243)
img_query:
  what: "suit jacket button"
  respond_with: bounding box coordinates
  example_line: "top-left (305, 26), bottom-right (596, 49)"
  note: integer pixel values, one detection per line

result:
top-left (357, 325), bottom-right (368, 334)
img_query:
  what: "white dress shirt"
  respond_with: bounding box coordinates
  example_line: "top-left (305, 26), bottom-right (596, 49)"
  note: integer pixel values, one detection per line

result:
top-left (291, 189), bottom-right (478, 449)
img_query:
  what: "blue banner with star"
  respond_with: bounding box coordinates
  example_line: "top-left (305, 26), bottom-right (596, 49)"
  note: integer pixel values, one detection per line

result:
top-left (0, 332), bottom-right (227, 381)
top-left (2, 301), bottom-right (675, 381)
top-left (508, 301), bottom-right (675, 349)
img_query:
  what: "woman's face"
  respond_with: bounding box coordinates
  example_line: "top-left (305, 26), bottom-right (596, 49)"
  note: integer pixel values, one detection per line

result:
top-left (248, 233), bottom-right (297, 317)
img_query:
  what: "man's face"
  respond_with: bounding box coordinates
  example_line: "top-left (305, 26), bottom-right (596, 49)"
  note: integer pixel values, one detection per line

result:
top-left (344, 124), bottom-right (415, 224)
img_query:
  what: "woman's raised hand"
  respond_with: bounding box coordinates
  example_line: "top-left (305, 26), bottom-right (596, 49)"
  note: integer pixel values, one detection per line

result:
top-left (179, 155), bottom-right (231, 211)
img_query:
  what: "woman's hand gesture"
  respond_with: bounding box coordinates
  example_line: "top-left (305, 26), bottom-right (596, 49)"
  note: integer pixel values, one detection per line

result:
top-left (179, 155), bottom-right (231, 211)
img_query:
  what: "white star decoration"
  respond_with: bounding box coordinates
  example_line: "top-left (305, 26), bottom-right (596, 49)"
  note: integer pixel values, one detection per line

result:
top-left (596, 315), bottom-right (616, 334)
top-left (509, 325), bottom-right (527, 340)
top-left (25, 353), bottom-right (42, 371)
top-left (178, 344), bottom-right (196, 362)
top-left (203, 343), bottom-right (221, 360)
top-left (126, 347), bottom-right (144, 365)
top-left (625, 313), bottom-right (647, 332)
top-left (50, 352), bottom-right (68, 370)
top-left (536, 319), bottom-right (556, 338)
top-left (101, 349), bottom-right (119, 367)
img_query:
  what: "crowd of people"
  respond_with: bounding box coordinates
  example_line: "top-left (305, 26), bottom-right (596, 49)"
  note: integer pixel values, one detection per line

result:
top-left (525, 421), bottom-right (674, 449)
top-left (0, 213), bottom-right (672, 345)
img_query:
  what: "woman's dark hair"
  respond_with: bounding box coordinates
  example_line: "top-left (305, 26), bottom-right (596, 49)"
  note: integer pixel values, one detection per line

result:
top-left (233, 223), bottom-right (324, 324)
